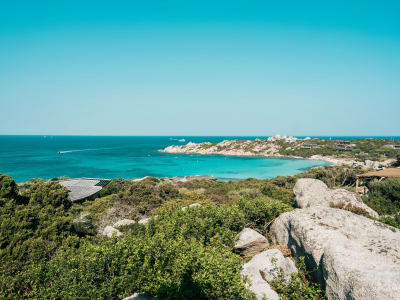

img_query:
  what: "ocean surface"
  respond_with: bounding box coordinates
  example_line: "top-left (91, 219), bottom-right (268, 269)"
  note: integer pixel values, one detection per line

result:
top-left (0, 136), bottom-right (398, 182)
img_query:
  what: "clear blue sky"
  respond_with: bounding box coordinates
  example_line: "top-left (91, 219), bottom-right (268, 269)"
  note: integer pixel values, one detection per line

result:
top-left (1, 0), bottom-right (399, 136)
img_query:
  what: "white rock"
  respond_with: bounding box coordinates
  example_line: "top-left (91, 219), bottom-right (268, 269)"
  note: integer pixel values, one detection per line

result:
top-left (123, 292), bottom-right (154, 300)
top-left (270, 207), bottom-right (400, 300)
top-left (138, 217), bottom-right (151, 225)
top-left (182, 203), bottom-right (202, 211)
top-left (234, 228), bottom-right (269, 256)
top-left (241, 250), bottom-right (291, 300)
top-left (102, 226), bottom-right (122, 238)
top-left (258, 249), bottom-right (298, 282)
top-left (113, 219), bottom-right (136, 228)
top-left (294, 178), bottom-right (378, 217)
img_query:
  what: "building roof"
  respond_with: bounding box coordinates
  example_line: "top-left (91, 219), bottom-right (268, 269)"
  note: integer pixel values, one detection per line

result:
top-left (357, 168), bottom-right (400, 178)
top-left (59, 178), bottom-right (110, 202)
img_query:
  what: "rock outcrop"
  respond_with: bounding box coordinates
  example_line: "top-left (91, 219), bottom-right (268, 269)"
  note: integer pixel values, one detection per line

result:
top-left (294, 178), bottom-right (378, 217)
top-left (257, 249), bottom-right (298, 283)
top-left (114, 219), bottom-right (136, 228)
top-left (102, 225), bottom-right (122, 238)
top-left (138, 217), bottom-right (150, 225)
top-left (181, 203), bottom-right (202, 211)
top-left (270, 207), bottom-right (400, 300)
top-left (234, 228), bottom-right (269, 256)
top-left (123, 292), bottom-right (154, 300)
top-left (241, 249), bottom-right (297, 300)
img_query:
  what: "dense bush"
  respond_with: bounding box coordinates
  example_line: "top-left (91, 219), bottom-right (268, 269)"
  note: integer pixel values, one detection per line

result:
top-left (363, 178), bottom-right (400, 215)
top-left (236, 196), bottom-right (293, 234)
top-left (35, 203), bottom-right (255, 300)
top-left (0, 173), bottom-right (315, 299)
top-left (269, 257), bottom-right (327, 300)
top-left (0, 176), bottom-right (74, 298)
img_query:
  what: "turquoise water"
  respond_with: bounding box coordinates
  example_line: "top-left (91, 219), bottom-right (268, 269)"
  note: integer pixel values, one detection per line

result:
top-left (0, 136), bottom-right (398, 182)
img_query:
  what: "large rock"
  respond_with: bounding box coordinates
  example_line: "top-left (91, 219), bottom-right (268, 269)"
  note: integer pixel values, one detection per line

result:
top-left (181, 203), bottom-right (202, 211)
top-left (294, 178), bottom-right (378, 217)
top-left (258, 249), bottom-right (298, 282)
top-left (123, 292), bottom-right (154, 300)
top-left (241, 252), bottom-right (279, 300)
top-left (114, 219), bottom-right (136, 228)
top-left (270, 207), bottom-right (400, 300)
top-left (234, 228), bottom-right (269, 256)
top-left (241, 249), bottom-right (297, 300)
top-left (102, 225), bottom-right (122, 238)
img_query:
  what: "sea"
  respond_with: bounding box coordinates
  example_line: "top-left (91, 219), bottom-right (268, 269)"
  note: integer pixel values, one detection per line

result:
top-left (0, 136), bottom-right (398, 183)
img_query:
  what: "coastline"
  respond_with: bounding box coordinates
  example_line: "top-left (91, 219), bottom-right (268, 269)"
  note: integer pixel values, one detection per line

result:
top-left (159, 138), bottom-right (396, 170)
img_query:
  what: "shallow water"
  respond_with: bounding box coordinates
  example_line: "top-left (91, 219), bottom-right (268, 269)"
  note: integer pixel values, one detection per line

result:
top-left (0, 135), bottom-right (395, 182)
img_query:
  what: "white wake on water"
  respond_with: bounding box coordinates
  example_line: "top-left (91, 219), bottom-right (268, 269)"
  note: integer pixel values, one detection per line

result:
top-left (58, 148), bottom-right (113, 154)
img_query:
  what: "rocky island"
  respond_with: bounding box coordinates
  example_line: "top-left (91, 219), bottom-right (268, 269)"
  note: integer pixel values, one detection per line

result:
top-left (160, 135), bottom-right (400, 170)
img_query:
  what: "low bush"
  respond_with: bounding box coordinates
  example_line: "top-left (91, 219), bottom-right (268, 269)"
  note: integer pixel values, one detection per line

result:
top-left (269, 257), bottom-right (327, 300)
top-left (36, 203), bottom-right (255, 300)
top-left (236, 196), bottom-right (293, 234)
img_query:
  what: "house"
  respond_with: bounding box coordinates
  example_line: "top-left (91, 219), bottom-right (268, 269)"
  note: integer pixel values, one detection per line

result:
top-left (58, 178), bottom-right (111, 202)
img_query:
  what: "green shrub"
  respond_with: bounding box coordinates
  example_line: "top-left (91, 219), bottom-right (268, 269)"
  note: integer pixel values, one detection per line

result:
top-left (379, 214), bottom-right (400, 229)
top-left (0, 174), bottom-right (18, 199)
top-left (38, 217), bottom-right (253, 299)
top-left (269, 257), bottom-right (327, 300)
top-left (236, 196), bottom-right (293, 233)
top-left (261, 183), bottom-right (294, 205)
top-left (367, 178), bottom-right (400, 205)
top-left (363, 178), bottom-right (400, 216)
top-left (150, 202), bottom-right (246, 247)
top-left (0, 177), bottom-right (74, 298)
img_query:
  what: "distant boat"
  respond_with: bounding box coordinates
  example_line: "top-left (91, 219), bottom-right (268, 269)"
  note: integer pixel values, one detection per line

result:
top-left (178, 139), bottom-right (186, 142)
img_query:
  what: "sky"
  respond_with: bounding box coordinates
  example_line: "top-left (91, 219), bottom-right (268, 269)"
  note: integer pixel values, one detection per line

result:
top-left (1, 0), bottom-right (399, 136)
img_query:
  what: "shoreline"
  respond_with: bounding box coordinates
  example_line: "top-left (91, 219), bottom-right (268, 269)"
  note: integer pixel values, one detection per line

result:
top-left (159, 139), bottom-right (395, 170)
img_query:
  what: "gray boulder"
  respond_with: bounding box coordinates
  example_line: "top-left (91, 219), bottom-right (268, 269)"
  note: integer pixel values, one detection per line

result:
top-left (102, 225), bottom-right (122, 238)
top-left (294, 178), bottom-right (378, 217)
top-left (123, 292), bottom-right (154, 300)
top-left (241, 249), bottom-right (296, 300)
top-left (181, 203), bottom-right (202, 211)
top-left (258, 249), bottom-right (298, 283)
top-left (114, 219), bottom-right (136, 228)
top-left (234, 228), bottom-right (269, 256)
top-left (270, 207), bottom-right (400, 300)
top-left (138, 217), bottom-right (150, 225)
top-left (241, 251), bottom-right (280, 300)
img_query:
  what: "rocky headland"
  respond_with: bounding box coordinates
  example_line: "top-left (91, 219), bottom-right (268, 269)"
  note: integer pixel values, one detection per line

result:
top-left (160, 135), bottom-right (398, 170)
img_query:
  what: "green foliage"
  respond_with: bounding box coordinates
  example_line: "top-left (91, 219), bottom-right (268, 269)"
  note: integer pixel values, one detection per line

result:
top-left (363, 178), bottom-right (400, 215)
top-left (271, 165), bottom-right (363, 190)
top-left (269, 257), bottom-right (327, 300)
top-left (150, 202), bottom-right (246, 247)
top-left (236, 196), bottom-right (293, 234)
top-left (36, 204), bottom-right (254, 300)
top-left (0, 174), bottom-right (18, 199)
top-left (0, 178), bottom-right (73, 298)
top-left (261, 183), bottom-right (294, 205)
top-left (100, 177), bottom-right (178, 215)
top-left (379, 214), bottom-right (400, 229)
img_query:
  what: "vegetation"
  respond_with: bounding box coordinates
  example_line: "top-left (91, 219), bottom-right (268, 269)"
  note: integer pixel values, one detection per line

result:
top-left (362, 178), bottom-right (400, 229)
top-left (271, 165), bottom-right (364, 190)
top-left (183, 138), bottom-right (400, 162)
top-left (6, 161), bottom-right (398, 299)
top-left (0, 173), bottom-right (299, 299)
top-left (269, 257), bottom-right (327, 300)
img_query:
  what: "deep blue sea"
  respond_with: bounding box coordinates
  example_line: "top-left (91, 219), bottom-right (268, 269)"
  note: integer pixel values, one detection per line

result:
top-left (0, 136), bottom-right (398, 182)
